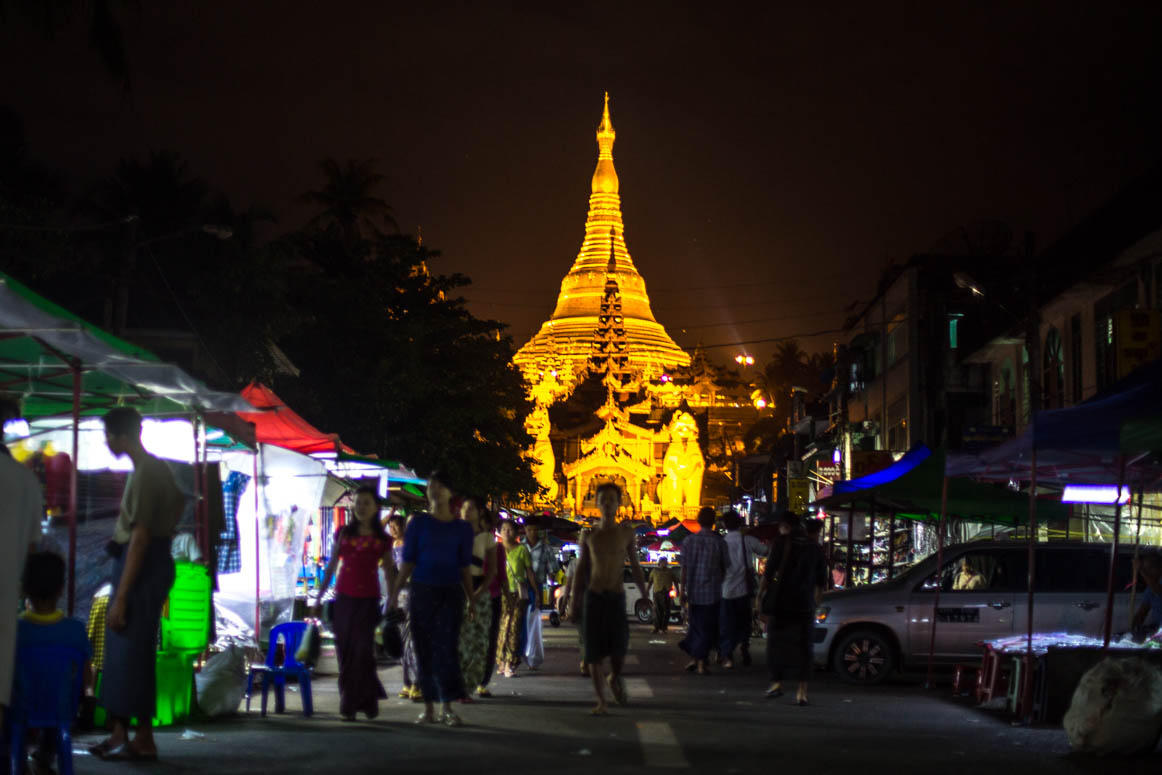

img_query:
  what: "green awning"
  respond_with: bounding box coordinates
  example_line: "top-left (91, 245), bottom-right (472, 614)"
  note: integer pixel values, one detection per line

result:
top-left (0, 271), bottom-right (251, 418)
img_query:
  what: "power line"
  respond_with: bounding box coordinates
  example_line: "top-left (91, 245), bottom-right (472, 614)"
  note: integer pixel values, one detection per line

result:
top-left (470, 278), bottom-right (790, 295)
top-left (672, 309), bottom-right (845, 331)
top-left (464, 295), bottom-right (834, 311)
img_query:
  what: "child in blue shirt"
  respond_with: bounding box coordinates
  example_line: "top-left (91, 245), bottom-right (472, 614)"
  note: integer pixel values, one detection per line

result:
top-left (14, 551), bottom-right (91, 775)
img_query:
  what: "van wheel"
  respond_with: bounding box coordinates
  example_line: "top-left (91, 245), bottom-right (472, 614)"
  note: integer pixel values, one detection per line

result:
top-left (634, 600), bottom-right (653, 624)
top-left (833, 628), bottom-right (894, 686)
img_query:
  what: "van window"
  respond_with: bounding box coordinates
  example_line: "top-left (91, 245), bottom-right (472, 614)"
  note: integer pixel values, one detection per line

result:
top-left (916, 550), bottom-right (1027, 593)
top-left (1038, 548), bottom-right (1136, 593)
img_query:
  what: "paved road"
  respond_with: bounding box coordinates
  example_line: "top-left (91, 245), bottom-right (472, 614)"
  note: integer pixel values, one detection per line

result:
top-left (72, 620), bottom-right (1160, 774)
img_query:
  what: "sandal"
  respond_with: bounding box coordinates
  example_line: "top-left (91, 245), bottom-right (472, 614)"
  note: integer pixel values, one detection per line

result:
top-left (441, 710), bottom-right (463, 727)
top-left (607, 674), bottom-right (628, 707)
top-left (415, 710), bottom-right (436, 725)
top-left (87, 739), bottom-right (122, 759)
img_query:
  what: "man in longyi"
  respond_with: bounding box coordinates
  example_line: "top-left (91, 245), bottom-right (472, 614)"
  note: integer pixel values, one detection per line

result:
top-left (569, 483), bottom-right (648, 715)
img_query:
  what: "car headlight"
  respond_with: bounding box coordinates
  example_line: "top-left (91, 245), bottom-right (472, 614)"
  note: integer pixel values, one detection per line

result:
top-left (815, 605), bottom-right (830, 624)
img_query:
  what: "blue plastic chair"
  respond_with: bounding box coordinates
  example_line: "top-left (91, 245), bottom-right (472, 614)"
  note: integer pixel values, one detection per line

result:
top-left (245, 622), bottom-right (313, 717)
top-left (8, 645), bottom-right (86, 775)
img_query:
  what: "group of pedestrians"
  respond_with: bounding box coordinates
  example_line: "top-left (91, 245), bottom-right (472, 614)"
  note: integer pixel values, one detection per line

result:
top-left (676, 507), bottom-right (827, 704)
top-left (317, 471), bottom-right (562, 726)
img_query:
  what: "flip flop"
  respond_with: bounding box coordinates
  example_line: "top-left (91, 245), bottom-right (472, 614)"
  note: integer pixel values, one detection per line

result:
top-left (683, 662), bottom-right (697, 673)
top-left (102, 744), bottom-right (158, 762)
top-left (86, 740), bottom-right (119, 759)
top-left (607, 675), bottom-right (628, 707)
top-left (765, 689), bottom-right (785, 700)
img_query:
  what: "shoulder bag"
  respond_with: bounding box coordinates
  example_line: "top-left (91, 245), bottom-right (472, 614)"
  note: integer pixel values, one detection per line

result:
top-left (760, 538), bottom-right (794, 616)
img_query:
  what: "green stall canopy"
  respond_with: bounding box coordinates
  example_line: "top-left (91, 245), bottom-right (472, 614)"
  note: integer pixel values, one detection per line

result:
top-left (0, 271), bottom-right (251, 418)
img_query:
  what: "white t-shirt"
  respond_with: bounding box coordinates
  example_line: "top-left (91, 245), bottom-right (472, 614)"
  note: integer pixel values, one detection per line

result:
top-left (0, 451), bottom-right (44, 705)
top-left (721, 530), bottom-right (769, 600)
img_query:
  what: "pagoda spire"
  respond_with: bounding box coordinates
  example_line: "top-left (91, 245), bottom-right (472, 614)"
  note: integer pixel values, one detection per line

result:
top-left (592, 91), bottom-right (619, 195)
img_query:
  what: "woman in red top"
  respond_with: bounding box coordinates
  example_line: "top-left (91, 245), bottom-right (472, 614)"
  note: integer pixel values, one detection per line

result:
top-left (316, 486), bottom-right (397, 720)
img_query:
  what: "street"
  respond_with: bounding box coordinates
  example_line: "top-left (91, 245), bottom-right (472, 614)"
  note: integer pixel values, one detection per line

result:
top-left (73, 620), bottom-right (1161, 774)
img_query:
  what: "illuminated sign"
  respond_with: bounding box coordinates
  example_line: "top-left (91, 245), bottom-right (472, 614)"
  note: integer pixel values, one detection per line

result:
top-left (1061, 485), bottom-right (1131, 504)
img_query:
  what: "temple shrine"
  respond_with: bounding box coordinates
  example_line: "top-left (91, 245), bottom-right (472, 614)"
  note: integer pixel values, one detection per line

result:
top-left (515, 94), bottom-right (762, 522)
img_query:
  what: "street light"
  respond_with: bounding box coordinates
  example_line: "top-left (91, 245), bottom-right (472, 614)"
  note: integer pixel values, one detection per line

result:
top-left (735, 354), bottom-right (755, 366)
top-left (953, 272), bottom-right (985, 297)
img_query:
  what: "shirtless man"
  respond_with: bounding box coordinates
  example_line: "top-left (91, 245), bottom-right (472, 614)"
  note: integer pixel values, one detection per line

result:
top-left (569, 483), bottom-right (647, 715)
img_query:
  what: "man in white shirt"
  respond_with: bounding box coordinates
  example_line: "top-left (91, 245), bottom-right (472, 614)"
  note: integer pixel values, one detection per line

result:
top-left (0, 395), bottom-right (44, 728)
top-left (719, 511), bottom-right (767, 669)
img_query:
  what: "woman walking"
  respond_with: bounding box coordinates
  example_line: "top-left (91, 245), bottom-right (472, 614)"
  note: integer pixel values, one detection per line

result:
top-left (756, 513), bottom-right (827, 705)
top-left (315, 486), bottom-right (397, 720)
top-left (478, 534), bottom-right (506, 696)
top-left (458, 496), bottom-right (497, 698)
top-left (387, 514), bottom-right (420, 700)
top-left (496, 519), bottom-right (536, 678)
top-left (386, 472), bottom-right (475, 726)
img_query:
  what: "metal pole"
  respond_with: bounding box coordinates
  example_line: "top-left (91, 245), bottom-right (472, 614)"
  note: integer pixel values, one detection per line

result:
top-left (925, 476), bottom-right (949, 689)
top-left (888, 510), bottom-right (897, 580)
top-left (846, 506), bottom-right (855, 587)
top-left (869, 497), bottom-right (877, 581)
top-left (1103, 456), bottom-right (1128, 649)
top-left (1022, 439), bottom-right (1037, 722)
top-left (828, 510), bottom-right (837, 589)
top-left (67, 362), bottom-right (81, 616)
top-left (253, 447), bottom-right (261, 642)
top-left (1129, 486), bottom-right (1144, 628)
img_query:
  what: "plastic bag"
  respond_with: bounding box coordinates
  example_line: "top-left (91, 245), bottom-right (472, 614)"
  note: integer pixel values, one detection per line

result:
top-left (1064, 657), bottom-right (1162, 756)
top-left (194, 646), bottom-right (246, 717)
top-left (295, 621), bottom-right (320, 667)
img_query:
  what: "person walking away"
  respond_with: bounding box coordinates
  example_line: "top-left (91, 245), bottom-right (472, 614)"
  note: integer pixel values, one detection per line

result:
top-left (524, 520), bottom-right (559, 671)
top-left (0, 394), bottom-right (43, 737)
top-left (88, 408), bottom-right (182, 762)
top-left (649, 558), bottom-right (679, 633)
top-left (496, 520), bottom-right (535, 677)
top-left (386, 515), bottom-right (420, 700)
top-left (386, 472), bottom-right (474, 726)
top-left (757, 513), bottom-right (827, 705)
top-left (458, 497), bottom-right (497, 699)
top-left (568, 484), bottom-right (647, 715)
top-left (15, 551), bottom-right (92, 775)
top-left (719, 511), bottom-right (768, 668)
top-left (314, 487), bottom-right (397, 720)
top-left (679, 507), bottom-right (730, 675)
top-left (478, 536), bottom-right (506, 697)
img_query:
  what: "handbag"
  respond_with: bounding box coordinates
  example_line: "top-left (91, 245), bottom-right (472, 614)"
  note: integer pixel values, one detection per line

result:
top-left (742, 536), bottom-right (756, 597)
top-left (295, 620), bottom-right (321, 667)
top-left (760, 539), bottom-right (794, 616)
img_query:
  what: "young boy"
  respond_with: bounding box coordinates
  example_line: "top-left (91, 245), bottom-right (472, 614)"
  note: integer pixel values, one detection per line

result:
top-left (15, 551), bottom-right (92, 775)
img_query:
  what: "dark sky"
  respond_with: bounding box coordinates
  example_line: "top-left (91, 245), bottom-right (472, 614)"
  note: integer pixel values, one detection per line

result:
top-left (4, 1), bottom-right (1161, 363)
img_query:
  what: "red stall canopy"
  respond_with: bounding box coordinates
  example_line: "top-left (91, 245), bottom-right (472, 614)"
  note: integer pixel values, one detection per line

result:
top-left (237, 382), bottom-right (354, 456)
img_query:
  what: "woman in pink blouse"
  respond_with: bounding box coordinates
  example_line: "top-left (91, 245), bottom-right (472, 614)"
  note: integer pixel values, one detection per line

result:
top-left (316, 487), bottom-right (397, 720)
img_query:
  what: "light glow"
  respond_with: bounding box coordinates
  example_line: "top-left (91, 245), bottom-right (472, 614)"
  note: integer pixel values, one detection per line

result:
top-left (1061, 484), bottom-right (1132, 505)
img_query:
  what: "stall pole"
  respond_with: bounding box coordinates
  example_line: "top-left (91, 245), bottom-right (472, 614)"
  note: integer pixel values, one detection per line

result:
top-left (827, 511), bottom-right (838, 588)
top-left (846, 507), bottom-right (855, 587)
top-left (1022, 442), bottom-right (1038, 723)
top-left (253, 447), bottom-right (262, 642)
top-left (1129, 486), bottom-right (1145, 628)
top-left (869, 498), bottom-right (877, 582)
top-left (1102, 455), bottom-right (1128, 650)
top-left (67, 362), bottom-right (81, 616)
top-left (888, 510), bottom-right (897, 580)
top-left (924, 476), bottom-right (949, 689)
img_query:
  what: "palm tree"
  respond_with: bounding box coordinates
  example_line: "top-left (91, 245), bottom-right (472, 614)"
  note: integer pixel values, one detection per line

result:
top-left (299, 158), bottom-right (397, 245)
top-left (2, 0), bottom-right (133, 89)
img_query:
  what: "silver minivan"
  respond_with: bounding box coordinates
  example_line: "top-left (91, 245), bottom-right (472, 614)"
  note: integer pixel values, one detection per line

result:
top-left (813, 541), bottom-right (1138, 685)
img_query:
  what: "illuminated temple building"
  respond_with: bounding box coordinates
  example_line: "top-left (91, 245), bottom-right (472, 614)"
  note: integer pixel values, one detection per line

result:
top-left (515, 94), bottom-right (762, 521)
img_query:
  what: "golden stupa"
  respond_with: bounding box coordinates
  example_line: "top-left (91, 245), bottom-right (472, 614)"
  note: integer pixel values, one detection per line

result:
top-left (514, 93), bottom-right (690, 397)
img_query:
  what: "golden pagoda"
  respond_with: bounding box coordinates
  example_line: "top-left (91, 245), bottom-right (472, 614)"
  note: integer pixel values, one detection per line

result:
top-left (515, 94), bottom-right (710, 521)
top-left (514, 93), bottom-right (690, 400)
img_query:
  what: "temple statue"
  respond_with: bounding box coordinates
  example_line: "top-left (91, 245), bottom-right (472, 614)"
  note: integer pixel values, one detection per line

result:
top-left (526, 405), bottom-right (558, 503)
top-left (658, 411), bottom-right (704, 512)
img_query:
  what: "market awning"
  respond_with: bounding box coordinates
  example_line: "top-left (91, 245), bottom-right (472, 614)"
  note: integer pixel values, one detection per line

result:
top-left (237, 382), bottom-right (354, 456)
top-left (0, 271), bottom-right (252, 417)
top-left (817, 445), bottom-right (1067, 526)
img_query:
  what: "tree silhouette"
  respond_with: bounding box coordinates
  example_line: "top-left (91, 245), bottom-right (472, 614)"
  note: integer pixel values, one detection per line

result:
top-left (299, 158), bottom-right (397, 247)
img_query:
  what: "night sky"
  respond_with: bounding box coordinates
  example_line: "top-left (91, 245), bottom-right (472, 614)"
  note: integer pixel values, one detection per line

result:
top-left (4, 2), bottom-right (1160, 363)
